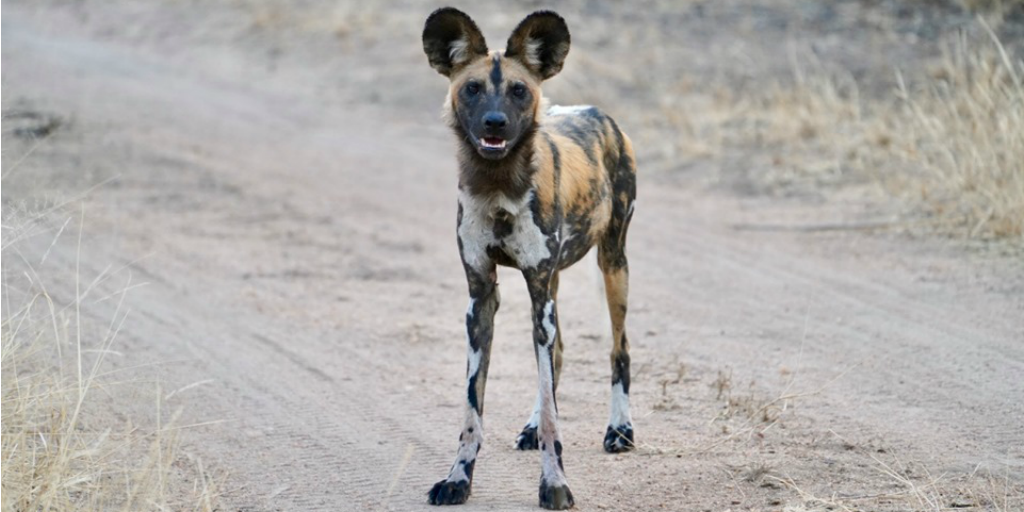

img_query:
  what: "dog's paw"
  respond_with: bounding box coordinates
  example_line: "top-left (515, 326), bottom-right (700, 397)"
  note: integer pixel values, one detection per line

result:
top-left (427, 479), bottom-right (471, 505)
top-left (515, 425), bottom-right (539, 450)
top-left (603, 424), bottom-right (634, 453)
top-left (539, 480), bottom-right (575, 510)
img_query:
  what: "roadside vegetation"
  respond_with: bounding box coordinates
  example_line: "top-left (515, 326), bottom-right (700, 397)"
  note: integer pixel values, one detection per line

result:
top-left (1, 207), bottom-right (219, 510)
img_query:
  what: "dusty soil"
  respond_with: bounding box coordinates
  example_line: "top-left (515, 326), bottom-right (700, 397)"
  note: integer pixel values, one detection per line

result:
top-left (3, 1), bottom-right (1023, 510)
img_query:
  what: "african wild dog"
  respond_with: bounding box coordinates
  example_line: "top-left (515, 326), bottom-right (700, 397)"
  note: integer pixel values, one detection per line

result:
top-left (423, 8), bottom-right (637, 509)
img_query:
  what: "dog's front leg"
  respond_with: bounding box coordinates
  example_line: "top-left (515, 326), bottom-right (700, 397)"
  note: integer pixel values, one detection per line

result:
top-left (524, 267), bottom-right (574, 510)
top-left (428, 265), bottom-right (499, 505)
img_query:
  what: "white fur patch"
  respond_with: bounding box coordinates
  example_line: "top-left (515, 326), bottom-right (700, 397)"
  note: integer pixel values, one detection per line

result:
top-left (448, 37), bottom-right (470, 65)
top-left (448, 411), bottom-right (483, 482)
top-left (536, 346), bottom-right (557, 436)
top-left (541, 300), bottom-right (556, 347)
top-left (467, 347), bottom-right (481, 379)
top-left (508, 204), bottom-right (552, 269)
top-left (533, 303), bottom-right (569, 485)
top-left (524, 38), bottom-right (543, 67)
top-left (457, 190), bottom-right (552, 272)
top-left (457, 191), bottom-right (495, 272)
top-left (524, 390), bottom-right (542, 429)
top-left (608, 381), bottom-right (633, 427)
top-left (536, 343), bottom-right (566, 485)
top-left (540, 444), bottom-right (566, 486)
top-left (547, 104), bottom-right (593, 117)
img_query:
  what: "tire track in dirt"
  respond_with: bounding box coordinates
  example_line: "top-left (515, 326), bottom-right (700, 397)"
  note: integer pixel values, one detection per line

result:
top-left (633, 187), bottom-right (1024, 468)
top-left (47, 242), bottom-right (534, 511)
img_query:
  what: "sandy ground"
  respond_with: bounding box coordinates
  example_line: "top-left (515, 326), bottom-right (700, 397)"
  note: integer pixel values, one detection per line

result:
top-left (3, 1), bottom-right (1024, 510)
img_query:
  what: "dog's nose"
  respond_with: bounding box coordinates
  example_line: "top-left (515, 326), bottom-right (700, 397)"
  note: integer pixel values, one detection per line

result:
top-left (483, 112), bottom-right (508, 129)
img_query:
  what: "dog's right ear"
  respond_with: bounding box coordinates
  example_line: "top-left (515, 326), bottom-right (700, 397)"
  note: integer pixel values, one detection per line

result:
top-left (422, 8), bottom-right (488, 77)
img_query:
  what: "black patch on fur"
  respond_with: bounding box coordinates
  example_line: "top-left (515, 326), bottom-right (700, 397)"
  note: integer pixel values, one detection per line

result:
top-left (554, 440), bottom-right (564, 470)
top-left (485, 245), bottom-right (519, 268)
top-left (603, 424), bottom-right (635, 453)
top-left (460, 270), bottom-right (499, 414)
top-left (492, 210), bottom-right (514, 239)
top-left (490, 56), bottom-right (503, 91)
top-left (551, 113), bottom-right (601, 165)
top-left (611, 344), bottom-right (631, 394)
top-left (467, 372), bottom-right (480, 412)
top-left (538, 479), bottom-right (575, 510)
top-left (515, 425), bottom-right (539, 450)
top-left (428, 478), bottom-right (472, 505)
top-left (461, 458), bottom-right (476, 481)
top-left (557, 213), bottom-right (595, 271)
top-left (597, 115), bottom-right (635, 271)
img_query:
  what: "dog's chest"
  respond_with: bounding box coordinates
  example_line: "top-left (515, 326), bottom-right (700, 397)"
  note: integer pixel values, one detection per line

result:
top-left (458, 191), bottom-right (554, 271)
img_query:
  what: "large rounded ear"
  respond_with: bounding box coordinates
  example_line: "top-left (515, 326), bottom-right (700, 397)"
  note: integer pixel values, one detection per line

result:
top-left (422, 8), bottom-right (488, 77)
top-left (504, 11), bottom-right (570, 80)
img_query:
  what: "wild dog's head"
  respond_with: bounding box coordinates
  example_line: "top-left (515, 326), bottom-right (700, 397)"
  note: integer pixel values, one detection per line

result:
top-left (423, 8), bottom-right (570, 160)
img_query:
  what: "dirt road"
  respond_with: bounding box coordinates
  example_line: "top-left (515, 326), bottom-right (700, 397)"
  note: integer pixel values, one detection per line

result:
top-left (4, 2), bottom-right (1023, 510)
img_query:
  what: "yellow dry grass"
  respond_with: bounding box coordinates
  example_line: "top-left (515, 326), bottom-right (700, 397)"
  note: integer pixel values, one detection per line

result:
top-left (1, 216), bottom-right (219, 511)
top-left (772, 448), bottom-right (1023, 512)
top-left (704, 20), bottom-right (1024, 241)
top-left (890, 23), bottom-right (1024, 240)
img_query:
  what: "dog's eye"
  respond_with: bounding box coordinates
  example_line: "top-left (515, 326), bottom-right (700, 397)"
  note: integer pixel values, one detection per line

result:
top-left (464, 82), bottom-right (481, 96)
top-left (510, 83), bottom-right (527, 99)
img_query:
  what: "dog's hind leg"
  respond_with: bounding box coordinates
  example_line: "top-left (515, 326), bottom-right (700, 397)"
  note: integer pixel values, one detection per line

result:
top-left (598, 256), bottom-right (634, 452)
top-left (515, 272), bottom-right (563, 450)
top-left (599, 136), bottom-right (636, 453)
top-left (428, 265), bottom-right (499, 505)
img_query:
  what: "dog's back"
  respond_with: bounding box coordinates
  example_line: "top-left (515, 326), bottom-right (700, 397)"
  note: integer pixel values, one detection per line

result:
top-left (538, 104), bottom-right (636, 271)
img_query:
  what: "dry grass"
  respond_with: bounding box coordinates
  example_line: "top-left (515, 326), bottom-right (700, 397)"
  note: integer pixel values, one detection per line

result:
top-left (764, 429), bottom-right (1024, 511)
top-left (1, 215), bottom-right (219, 511)
top-left (771, 450), bottom-right (1024, 512)
top-left (889, 22), bottom-right (1024, 240)
top-left (708, 20), bottom-right (1024, 241)
top-left (959, 0), bottom-right (1024, 25)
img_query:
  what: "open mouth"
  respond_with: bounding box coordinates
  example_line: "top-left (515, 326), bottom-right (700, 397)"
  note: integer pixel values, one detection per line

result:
top-left (479, 137), bottom-right (507, 150)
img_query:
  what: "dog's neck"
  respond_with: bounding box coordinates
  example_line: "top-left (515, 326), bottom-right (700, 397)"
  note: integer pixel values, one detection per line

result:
top-left (452, 121), bottom-right (538, 200)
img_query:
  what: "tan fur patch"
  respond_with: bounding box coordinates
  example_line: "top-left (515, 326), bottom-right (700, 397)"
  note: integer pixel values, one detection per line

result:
top-left (532, 139), bottom-right (557, 220)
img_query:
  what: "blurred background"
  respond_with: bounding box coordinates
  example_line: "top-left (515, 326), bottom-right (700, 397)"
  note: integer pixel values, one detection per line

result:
top-left (3, 1), bottom-right (1022, 511)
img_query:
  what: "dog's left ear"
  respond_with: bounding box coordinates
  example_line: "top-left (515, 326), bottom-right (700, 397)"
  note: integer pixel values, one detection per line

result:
top-left (504, 11), bottom-right (570, 80)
